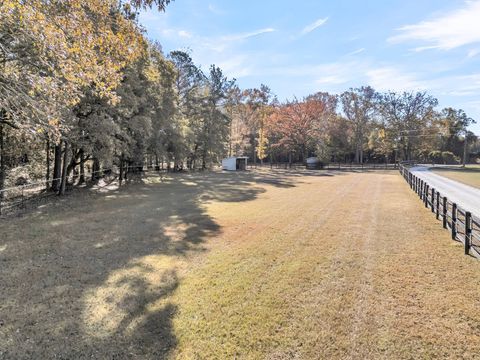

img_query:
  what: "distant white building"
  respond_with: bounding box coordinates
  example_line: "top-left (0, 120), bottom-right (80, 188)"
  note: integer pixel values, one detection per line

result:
top-left (222, 156), bottom-right (248, 171)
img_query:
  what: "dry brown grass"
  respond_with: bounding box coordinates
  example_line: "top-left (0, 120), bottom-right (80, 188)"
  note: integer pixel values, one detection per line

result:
top-left (432, 165), bottom-right (480, 189)
top-left (1, 169), bottom-right (480, 359)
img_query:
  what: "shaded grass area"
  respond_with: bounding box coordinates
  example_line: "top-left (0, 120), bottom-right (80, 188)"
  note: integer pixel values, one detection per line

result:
top-left (432, 165), bottom-right (480, 189)
top-left (1, 169), bottom-right (480, 359)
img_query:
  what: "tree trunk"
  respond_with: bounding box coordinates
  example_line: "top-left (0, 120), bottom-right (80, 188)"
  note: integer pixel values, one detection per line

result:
top-left (59, 141), bottom-right (69, 196)
top-left (79, 149), bottom-right (85, 184)
top-left (0, 120), bottom-right (5, 215)
top-left (463, 136), bottom-right (468, 167)
top-left (52, 144), bottom-right (62, 191)
top-left (66, 147), bottom-right (77, 181)
top-left (202, 151), bottom-right (207, 170)
top-left (46, 136), bottom-right (51, 189)
top-left (92, 157), bottom-right (100, 182)
top-left (119, 154), bottom-right (124, 185)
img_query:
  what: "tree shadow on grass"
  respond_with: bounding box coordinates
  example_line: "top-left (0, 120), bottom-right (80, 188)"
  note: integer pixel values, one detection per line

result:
top-left (0, 169), bottom-right (305, 359)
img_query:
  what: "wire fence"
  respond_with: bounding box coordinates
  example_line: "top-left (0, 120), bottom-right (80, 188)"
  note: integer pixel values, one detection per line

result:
top-left (399, 163), bottom-right (480, 259)
top-left (0, 165), bottom-right (162, 216)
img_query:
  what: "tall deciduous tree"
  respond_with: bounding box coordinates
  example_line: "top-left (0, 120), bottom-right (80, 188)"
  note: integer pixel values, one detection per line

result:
top-left (379, 91), bottom-right (438, 161)
top-left (268, 93), bottom-right (335, 164)
top-left (341, 86), bottom-right (377, 164)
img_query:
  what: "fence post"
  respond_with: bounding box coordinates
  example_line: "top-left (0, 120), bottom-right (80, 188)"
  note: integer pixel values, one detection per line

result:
top-left (465, 212), bottom-right (472, 255)
top-left (452, 203), bottom-right (457, 240)
top-left (420, 180), bottom-right (424, 199)
top-left (436, 192), bottom-right (440, 219)
top-left (425, 184), bottom-right (429, 208)
top-left (431, 188), bottom-right (435, 213)
top-left (443, 197), bottom-right (447, 229)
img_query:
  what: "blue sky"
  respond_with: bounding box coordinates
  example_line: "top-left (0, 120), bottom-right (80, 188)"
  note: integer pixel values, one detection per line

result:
top-left (139, 0), bottom-right (480, 134)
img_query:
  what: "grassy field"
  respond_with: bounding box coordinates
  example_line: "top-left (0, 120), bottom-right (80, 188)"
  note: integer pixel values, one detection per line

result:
top-left (2, 169), bottom-right (480, 359)
top-left (431, 165), bottom-right (480, 189)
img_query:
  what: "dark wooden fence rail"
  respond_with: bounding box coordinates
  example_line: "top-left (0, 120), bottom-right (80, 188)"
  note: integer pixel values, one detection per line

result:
top-left (399, 163), bottom-right (480, 259)
top-left (252, 162), bottom-right (398, 170)
top-left (325, 163), bottom-right (398, 170)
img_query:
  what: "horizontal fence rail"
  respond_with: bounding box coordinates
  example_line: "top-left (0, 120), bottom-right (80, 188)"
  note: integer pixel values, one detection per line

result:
top-left (399, 163), bottom-right (480, 259)
top-left (325, 162), bottom-right (398, 170)
top-left (247, 162), bottom-right (398, 170)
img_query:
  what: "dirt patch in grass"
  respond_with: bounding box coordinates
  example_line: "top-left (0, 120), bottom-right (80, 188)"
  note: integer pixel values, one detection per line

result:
top-left (432, 165), bottom-right (480, 189)
top-left (1, 169), bottom-right (480, 359)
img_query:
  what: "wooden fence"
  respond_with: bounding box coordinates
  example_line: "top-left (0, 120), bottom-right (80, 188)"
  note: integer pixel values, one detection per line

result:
top-left (325, 162), bottom-right (398, 170)
top-left (399, 164), bottom-right (480, 258)
top-left (253, 162), bottom-right (398, 170)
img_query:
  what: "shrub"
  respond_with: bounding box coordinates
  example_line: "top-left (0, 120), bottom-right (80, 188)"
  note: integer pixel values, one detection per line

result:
top-left (428, 150), bottom-right (442, 164)
top-left (441, 151), bottom-right (459, 165)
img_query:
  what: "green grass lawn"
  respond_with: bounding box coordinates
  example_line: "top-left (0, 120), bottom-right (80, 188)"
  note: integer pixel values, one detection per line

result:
top-left (432, 165), bottom-right (480, 189)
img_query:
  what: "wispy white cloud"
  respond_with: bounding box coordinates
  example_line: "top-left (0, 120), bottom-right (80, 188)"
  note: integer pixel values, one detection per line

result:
top-left (199, 28), bottom-right (276, 53)
top-left (467, 48), bottom-right (480, 58)
top-left (301, 17), bottom-right (329, 35)
top-left (433, 73), bottom-right (480, 96)
top-left (346, 48), bottom-right (365, 56)
top-left (178, 30), bottom-right (192, 39)
top-left (216, 55), bottom-right (253, 78)
top-left (366, 67), bottom-right (426, 91)
top-left (221, 28), bottom-right (276, 42)
top-left (256, 60), bottom-right (370, 91)
top-left (208, 4), bottom-right (226, 15)
top-left (153, 27), bottom-right (276, 78)
top-left (156, 26), bottom-right (275, 53)
top-left (389, 0), bottom-right (480, 50)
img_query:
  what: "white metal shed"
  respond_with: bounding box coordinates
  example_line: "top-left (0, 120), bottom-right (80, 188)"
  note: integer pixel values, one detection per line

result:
top-left (222, 156), bottom-right (248, 171)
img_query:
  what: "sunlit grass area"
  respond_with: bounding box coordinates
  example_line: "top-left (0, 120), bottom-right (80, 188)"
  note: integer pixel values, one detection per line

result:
top-left (2, 169), bottom-right (480, 359)
top-left (432, 165), bottom-right (480, 189)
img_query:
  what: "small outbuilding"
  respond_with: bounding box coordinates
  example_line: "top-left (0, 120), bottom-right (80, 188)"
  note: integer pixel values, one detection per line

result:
top-left (306, 157), bottom-right (324, 170)
top-left (222, 156), bottom-right (248, 171)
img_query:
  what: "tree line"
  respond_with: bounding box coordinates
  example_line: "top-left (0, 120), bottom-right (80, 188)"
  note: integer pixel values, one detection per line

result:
top-left (1, 0), bottom-right (478, 202)
top-left (258, 87), bottom-right (478, 167)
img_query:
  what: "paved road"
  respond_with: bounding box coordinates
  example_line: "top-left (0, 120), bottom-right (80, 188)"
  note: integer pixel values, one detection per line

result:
top-left (410, 166), bottom-right (480, 218)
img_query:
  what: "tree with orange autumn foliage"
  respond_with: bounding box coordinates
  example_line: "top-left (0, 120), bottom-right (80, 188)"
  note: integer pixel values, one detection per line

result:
top-left (266, 93), bottom-right (337, 164)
